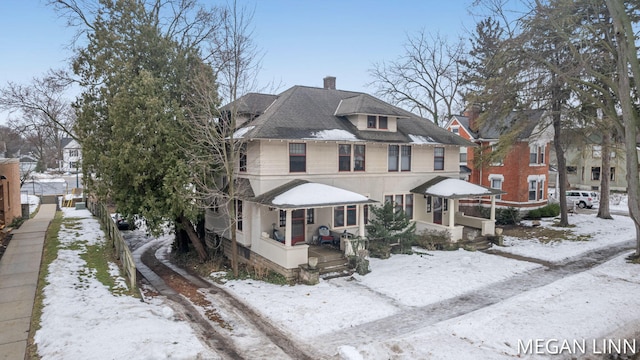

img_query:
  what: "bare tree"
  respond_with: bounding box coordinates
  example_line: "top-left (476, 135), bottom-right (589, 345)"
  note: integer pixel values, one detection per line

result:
top-left (0, 71), bottom-right (76, 171)
top-left (605, 0), bottom-right (640, 258)
top-left (369, 30), bottom-right (465, 126)
top-left (184, 1), bottom-right (261, 276)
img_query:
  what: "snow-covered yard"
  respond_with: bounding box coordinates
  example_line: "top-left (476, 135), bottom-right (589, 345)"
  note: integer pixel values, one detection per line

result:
top-left (34, 202), bottom-right (640, 359)
top-left (34, 207), bottom-right (217, 360)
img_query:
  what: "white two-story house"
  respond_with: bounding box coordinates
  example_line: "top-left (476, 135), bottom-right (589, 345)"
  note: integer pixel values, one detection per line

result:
top-left (206, 77), bottom-right (503, 280)
top-left (60, 138), bottom-right (82, 173)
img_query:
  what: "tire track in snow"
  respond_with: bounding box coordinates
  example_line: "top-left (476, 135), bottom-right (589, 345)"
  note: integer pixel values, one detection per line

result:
top-left (319, 240), bottom-right (635, 350)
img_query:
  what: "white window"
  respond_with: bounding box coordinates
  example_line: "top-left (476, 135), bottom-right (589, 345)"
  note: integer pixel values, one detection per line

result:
top-left (490, 144), bottom-right (503, 166)
top-left (527, 175), bottom-right (546, 201)
top-left (529, 145), bottom-right (545, 165)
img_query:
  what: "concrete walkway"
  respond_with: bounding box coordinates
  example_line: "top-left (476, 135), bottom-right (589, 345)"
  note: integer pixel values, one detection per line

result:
top-left (0, 204), bottom-right (57, 360)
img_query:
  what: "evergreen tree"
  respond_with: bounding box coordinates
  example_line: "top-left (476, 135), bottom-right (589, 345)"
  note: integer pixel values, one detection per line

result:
top-left (72, 0), bottom-right (216, 261)
top-left (365, 202), bottom-right (416, 258)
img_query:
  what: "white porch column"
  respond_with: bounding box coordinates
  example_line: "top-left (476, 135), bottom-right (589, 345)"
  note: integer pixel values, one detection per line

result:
top-left (448, 198), bottom-right (455, 228)
top-left (284, 209), bottom-right (292, 246)
top-left (490, 196), bottom-right (496, 221)
top-left (358, 204), bottom-right (365, 237)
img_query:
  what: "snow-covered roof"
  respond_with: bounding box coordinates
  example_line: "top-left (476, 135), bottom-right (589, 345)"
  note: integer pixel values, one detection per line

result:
top-left (253, 179), bottom-right (376, 208)
top-left (410, 176), bottom-right (505, 199)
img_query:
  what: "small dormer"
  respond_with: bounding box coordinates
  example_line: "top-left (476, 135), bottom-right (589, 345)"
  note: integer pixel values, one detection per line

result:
top-left (334, 94), bottom-right (409, 132)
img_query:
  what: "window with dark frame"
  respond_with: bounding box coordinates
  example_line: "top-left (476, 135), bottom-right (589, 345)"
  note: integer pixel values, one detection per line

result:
top-left (378, 116), bottom-right (388, 129)
top-left (306, 209), bottom-right (315, 224)
top-left (426, 195), bottom-right (432, 212)
top-left (279, 210), bottom-right (286, 227)
top-left (610, 167), bottom-right (616, 181)
top-left (239, 142), bottom-right (247, 172)
top-left (388, 145), bottom-right (399, 171)
top-left (367, 115), bottom-right (377, 129)
top-left (405, 194), bottom-right (413, 219)
top-left (339, 144), bottom-right (351, 171)
top-left (401, 145), bottom-right (411, 171)
top-left (346, 205), bottom-right (357, 226)
top-left (434, 147), bottom-right (445, 170)
top-left (591, 166), bottom-right (601, 181)
top-left (236, 200), bottom-right (243, 231)
top-left (354, 145), bottom-right (365, 171)
top-left (289, 143), bottom-right (306, 172)
top-left (443, 197), bottom-right (448, 211)
top-left (334, 206), bottom-right (345, 227)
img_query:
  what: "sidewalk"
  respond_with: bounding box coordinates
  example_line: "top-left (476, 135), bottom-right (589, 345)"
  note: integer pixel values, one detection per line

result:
top-left (0, 204), bottom-right (57, 360)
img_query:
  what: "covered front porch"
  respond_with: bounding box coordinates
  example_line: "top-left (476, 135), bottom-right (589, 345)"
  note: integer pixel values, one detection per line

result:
top-left (410, 176), bottom-right (505, 242)
top-left (251, 179), bottom-right (376, 270)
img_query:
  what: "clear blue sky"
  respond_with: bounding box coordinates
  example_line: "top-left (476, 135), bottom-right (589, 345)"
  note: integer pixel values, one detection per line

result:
top-left (0, 0), bottom-right (478, 124)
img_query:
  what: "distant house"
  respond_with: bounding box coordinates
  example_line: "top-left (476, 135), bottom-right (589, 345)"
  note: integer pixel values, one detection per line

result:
top-left (60, 138), bottom-right (81, 173)
top-left (19, 155), bottom-right (37, 174)
top-left (206, 77), bottom-right (504, 280)
top-left (555, 130), bottom-right (633, 192)
top-left (0, 159), bottom-right (22, 228)
top-left (445, 106), bottom-right (552, 209)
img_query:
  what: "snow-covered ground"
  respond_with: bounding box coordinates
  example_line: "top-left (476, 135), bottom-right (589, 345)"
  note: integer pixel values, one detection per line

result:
top-left (34, 207), bottom-right (218, 360)
top-left (34, 199), bottom-right (640, 359)
top-left (20, 194), bottom-right (40, 215)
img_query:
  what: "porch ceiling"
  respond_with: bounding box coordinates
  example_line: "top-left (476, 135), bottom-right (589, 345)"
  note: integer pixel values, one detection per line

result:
top-left (252, 179), bottom-right (377, 209)
top-left (410, 176), bottom-right (505, 199)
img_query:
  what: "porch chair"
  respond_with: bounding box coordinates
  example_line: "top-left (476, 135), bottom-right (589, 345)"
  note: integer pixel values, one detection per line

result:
top-left (317, 225), bottom-right (337, 246)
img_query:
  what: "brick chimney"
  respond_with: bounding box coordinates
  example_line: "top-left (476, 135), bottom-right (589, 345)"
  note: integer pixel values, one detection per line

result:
top-left (463, 103), bottom-right (481, 132)
top-left (323, 76), bottom-right (336, 90)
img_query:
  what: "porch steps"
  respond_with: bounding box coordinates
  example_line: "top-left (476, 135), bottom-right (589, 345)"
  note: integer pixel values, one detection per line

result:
top-left (462, 236), bottom-right (493, 251)
top-left (309, 245), bottom-right (351, 277)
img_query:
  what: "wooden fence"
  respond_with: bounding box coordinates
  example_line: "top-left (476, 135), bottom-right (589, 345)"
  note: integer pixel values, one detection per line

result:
top-left (87, 198), bottom-right (137, 290)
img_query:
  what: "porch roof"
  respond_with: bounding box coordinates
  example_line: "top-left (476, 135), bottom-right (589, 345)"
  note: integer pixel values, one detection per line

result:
top-left (410, 176), bottom-right (505, 199)
top-left (252, 179), bottom-right (377, 209)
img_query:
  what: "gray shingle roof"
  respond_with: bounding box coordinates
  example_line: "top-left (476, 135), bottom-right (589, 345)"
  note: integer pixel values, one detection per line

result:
top-left (452, 110), bottom-right (546, 141)
top-left (221, 93), bottom-right (278, 116)
top-left (231, 85), bottom-right (474, 147)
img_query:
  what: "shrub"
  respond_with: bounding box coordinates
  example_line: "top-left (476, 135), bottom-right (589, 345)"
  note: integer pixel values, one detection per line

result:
top-left (414, 229), bottom-right (456, 251)
top-left (525, 204), bottom-right (560, 219)
top-left (479, 206), bottom-right (521, 225)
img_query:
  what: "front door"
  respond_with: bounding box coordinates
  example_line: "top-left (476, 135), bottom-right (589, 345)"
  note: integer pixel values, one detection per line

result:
top-left (291, 209), bottom-right (305, 245)
top-left (433, 197), bottom-right (443, 224)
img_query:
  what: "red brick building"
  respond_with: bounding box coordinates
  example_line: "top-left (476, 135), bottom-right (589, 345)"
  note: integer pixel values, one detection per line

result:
top-left (445, 106), bottom-right (551, 209)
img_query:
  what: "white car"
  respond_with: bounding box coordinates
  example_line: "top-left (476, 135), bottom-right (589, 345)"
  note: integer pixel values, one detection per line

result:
top-left (566, 190), bottom-right (599, 209)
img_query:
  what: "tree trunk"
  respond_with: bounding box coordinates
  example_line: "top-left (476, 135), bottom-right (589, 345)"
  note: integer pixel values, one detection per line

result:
top-left (608, 0), bottom-right (640, 256)
top-left (597, 130), bottom-right (612, 219)
top-left (179, 215), bottom-right (209, 262)
top-left (552, 85), bottom-right (569, 226)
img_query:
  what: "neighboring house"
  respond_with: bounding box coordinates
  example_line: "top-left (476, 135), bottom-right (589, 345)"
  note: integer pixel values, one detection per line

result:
top-left (555, 131), bottom-right (632, 192)
top-left (0, 159), bottom-right (22, 228)
top-left (60, 138), bottom-right (81, 173)
top-left (445, 106), bottom-right (552, 209)
top-left (206, 77), bottom-right (504, 280)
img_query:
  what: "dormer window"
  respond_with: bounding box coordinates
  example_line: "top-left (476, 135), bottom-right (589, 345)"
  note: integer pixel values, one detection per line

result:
top-left (379, 116), bottom-right (388, 129)
top-left (367, 115), bottom-right (388, 130)
top-left (367, 115), bottom-right (377, 128)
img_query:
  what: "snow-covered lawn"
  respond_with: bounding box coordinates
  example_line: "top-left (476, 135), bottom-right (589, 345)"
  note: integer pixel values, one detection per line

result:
top-left (34, 208), bottom-right (217, 360)
top-left (35, 202), bottom-right (640, 359)
top-left (498, 213), bottom-right (636, 263)
top-left (222, 211), bottom-right (640, 359)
